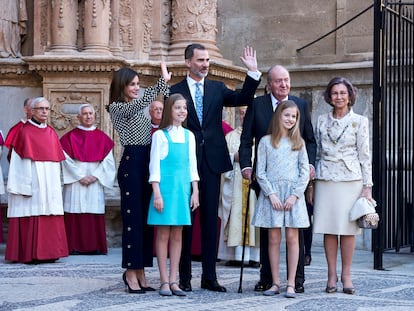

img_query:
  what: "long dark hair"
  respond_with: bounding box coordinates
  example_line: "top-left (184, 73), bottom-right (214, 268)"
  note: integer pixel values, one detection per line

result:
top-left (106, 67), bottom-right (139, 111)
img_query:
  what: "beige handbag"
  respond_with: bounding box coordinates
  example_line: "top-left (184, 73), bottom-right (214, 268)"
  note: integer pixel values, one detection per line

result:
top-left (349, 197), bottom-right (379, 229)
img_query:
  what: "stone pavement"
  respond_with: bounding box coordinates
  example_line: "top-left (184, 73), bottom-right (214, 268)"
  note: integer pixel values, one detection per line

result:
top-left (1, 243), bottom-right (413, 311)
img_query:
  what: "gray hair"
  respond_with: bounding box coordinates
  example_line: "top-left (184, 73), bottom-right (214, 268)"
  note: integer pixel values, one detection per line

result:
top-left (78, 104), bottom-right (95, 115)
top-left (30, 97), bottom-right (50, 108)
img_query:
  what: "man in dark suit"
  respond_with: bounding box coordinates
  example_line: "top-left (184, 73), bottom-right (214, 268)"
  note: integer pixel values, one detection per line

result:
top-left (239, 65), bottom-right (316, 294)
top-left (171, 43), bottom-right (261, 292)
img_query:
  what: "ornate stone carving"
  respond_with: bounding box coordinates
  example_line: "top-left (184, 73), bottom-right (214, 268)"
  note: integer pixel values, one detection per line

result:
top-left (119, 0), bottom-right (133, 48)
top-left (49, 91), bottom-right (102, 135)
top-left (168, 0), bottom-right (223, 61)
top-left (171, 0), bottom-right (217, 40)
top-left (40, 0), bottom-right (49, 48)
top-left (142, 0), bottom-right (153, 53)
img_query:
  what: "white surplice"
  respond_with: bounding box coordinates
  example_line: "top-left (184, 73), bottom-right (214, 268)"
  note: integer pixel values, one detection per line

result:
top-left (61, 151), bottom-right (116, 214)
top-left (7, 150), bottom-right (63, 217)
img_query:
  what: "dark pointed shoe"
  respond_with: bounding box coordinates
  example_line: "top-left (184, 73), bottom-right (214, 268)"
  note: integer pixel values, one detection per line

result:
top-left (201, 279), bottom-right (227, 292)
top-left (325, 285), bottom-right (338, 293)
top-left (122, 272), bottom-right (145, 294)
top-left (295, 284), bottom-right (305, 293)
top-left (179, 280), bottom-right (192, 292)
top-left (304, 255), bottom-right (312, 266)
top-left (138, 280), bottom-right (156, 292)
top-left (254, 280), bottom-right (272, 292)
top-left (343, 287), bottom-right (355, 295)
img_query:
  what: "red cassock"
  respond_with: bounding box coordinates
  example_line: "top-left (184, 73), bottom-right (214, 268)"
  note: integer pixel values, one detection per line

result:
top-left (60, 128), bottom-right (114, 255)
top-left (5, 122), bottom-right (68, 263)
top-left (4, 120), bottom-right (24, 162)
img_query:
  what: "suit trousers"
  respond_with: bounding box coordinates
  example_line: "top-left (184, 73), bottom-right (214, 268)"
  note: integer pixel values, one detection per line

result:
top-left (180, 154), bottom-right (221, 282)
top-left (259, 227), bottom-right (305, 286)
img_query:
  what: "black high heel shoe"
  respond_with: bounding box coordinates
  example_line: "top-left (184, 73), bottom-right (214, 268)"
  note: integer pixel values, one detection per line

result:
top-left (138, 280), bottom-right (156, 291)
top-left (122, 272), bottom-right (145, 294)
top-left (325, 277), bottom-right (338, 293)
top-left (341, 277), bottom-right (355, 295)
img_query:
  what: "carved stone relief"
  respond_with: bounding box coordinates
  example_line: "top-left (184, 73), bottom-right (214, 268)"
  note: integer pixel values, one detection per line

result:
top-left (48, 90), bottom-right (102, 137)
top-left (171, 0), bottom-right (217, 41)
top-left (119, 0), bottom-right (133, 49)
top-left (142, 0), bottom-right (153, 53)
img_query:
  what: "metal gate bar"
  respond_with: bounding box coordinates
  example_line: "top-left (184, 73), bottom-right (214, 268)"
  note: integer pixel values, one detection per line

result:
top-left (373, 0), bottom-right (414, 269)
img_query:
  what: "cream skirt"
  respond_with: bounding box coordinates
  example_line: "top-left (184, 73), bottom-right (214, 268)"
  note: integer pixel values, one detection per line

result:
top-left (313, 180), bottom-right (362, 235)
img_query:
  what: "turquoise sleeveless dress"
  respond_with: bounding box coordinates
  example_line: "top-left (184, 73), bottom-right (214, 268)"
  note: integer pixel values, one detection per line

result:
top-left (147, 129), bottom-right (192, 226)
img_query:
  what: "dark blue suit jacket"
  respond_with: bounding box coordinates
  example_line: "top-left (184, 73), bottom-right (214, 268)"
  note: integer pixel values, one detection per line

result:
top-left (171, 75), bottom-right (261, 175)
top-left (239, 94), bottom-right (317, 172)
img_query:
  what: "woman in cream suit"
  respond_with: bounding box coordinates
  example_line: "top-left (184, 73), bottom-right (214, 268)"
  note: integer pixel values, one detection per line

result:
top-left (312, 77), bottom-right (373, 295)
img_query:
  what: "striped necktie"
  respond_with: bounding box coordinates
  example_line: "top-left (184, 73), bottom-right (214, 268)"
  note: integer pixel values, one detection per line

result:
top-left (195, 82), bottom-right (203, 125)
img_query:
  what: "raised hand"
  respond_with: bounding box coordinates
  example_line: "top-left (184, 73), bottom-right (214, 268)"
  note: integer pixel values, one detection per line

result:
top-left (240, 46), bottom-right (258, 72)
top-left (160, 61), bottom-right (172, 82)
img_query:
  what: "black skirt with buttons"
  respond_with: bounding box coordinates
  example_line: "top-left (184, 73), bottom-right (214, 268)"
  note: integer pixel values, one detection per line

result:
top-left (118, 145), bottom-right (154, 269)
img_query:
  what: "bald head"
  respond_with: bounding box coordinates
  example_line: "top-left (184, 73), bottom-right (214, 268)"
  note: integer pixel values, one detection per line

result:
top-left (149, 100), bottom-right (163, 126)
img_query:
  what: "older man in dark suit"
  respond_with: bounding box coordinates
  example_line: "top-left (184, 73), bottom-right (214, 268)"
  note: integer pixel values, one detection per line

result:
top-left (239, 65), bottom-right (316, 294)
top-left (170, 43), bottom-right (261, 292)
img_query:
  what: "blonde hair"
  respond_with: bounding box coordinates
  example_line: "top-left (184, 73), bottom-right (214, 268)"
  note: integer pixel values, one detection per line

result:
top-left (268, 100), bottom-right (304, 151)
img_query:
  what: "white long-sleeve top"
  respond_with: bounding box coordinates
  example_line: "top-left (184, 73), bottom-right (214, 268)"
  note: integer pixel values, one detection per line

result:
top-left (149, 125), bottom-right (199, 183)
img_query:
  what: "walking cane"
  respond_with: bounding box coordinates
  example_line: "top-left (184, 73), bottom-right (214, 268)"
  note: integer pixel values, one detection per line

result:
top-left (238, 181), bottom-right (252, 293)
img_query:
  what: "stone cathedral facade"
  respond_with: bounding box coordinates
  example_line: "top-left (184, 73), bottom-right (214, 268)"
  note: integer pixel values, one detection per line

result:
top-left (0, 0), bottom-right (375, 247)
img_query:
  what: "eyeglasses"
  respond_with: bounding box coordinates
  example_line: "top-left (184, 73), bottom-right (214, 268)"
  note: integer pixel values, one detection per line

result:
top-left (32, 107), bottom-right (50, 111)
top-left (330, 91), bottom-right (348, 97)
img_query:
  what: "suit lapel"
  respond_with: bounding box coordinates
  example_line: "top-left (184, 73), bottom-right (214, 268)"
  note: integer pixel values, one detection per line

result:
top-left (265, 95), bottom-right (274, 114)
top-left (201, 79), bottom-right (212, 123)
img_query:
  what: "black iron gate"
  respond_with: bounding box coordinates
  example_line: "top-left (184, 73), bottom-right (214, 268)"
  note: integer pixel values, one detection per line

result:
top-left (372, 0), bottom-right (414, 269)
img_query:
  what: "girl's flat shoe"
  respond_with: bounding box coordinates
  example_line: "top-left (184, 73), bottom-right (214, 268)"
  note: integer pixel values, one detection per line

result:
top-left (285, 285), bottom-right (296, 298)
top-left (263, 283), bottom-right (280, 296)
top-left (159, 282), bottom-right (172, 296)
top-left (170, 282), bottom-right (186, 297)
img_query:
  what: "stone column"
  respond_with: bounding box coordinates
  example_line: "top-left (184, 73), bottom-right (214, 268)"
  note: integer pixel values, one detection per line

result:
top-left (49, 0), bottom-right (78, 53)
top-left (149, 0), bottom-right (171, 60)
top-left (168, 0), bottom-right (224, 61)
top-left (109, 0), bottom-right (122, 56)
top-left (83, 0), bottom-right (111, 54)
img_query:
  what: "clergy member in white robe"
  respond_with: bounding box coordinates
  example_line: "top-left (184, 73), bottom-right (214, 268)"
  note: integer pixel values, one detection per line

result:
top-left (60, 104), bottom-right (115, 254)
top-left (5, 97), bottom-right (69, 263)
top-left (218, 107), bottom-right (260, 266)
top-left (0, 130), bottom-right (4, 243)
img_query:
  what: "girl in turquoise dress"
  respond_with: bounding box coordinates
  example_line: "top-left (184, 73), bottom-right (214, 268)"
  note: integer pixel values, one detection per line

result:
top-left (148, 93), bottom-right (199, 296)
top-left (252, 100), bottom-right (309, 298)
